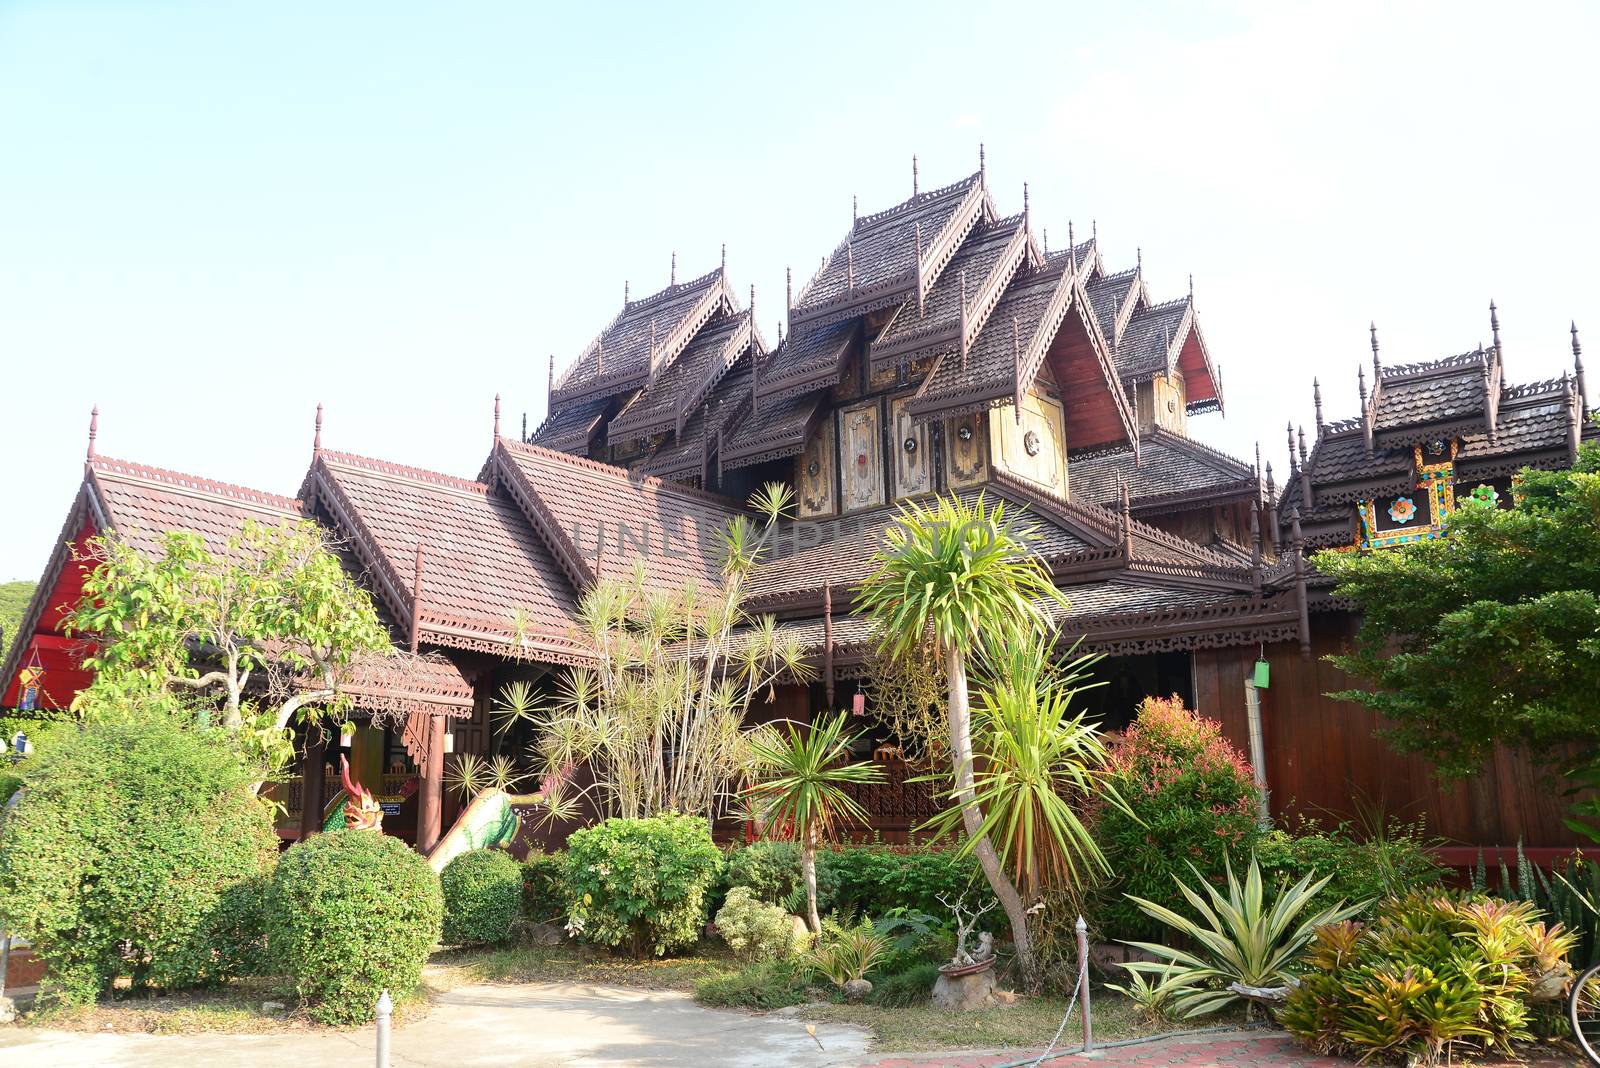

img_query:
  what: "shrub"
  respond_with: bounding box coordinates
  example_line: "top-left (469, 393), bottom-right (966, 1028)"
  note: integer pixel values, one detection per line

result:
top-left (694, 959), bottom-right (811, 1009)
top-left (715, 886), bottom-right (806, 961)
top-left (1282, 892), bottom-right (1577, 1066)
top-left (565, 813), bottom-right (722, 957)
top-left (870, 961), bottom-right (940, 1006)
top-left (203, 869), bottom-right (275, 979)
top-left (268, 829), bottom-right (443, 1025)
top-left (1255, 817), bottom-right (1442, 920)
top-left (521, 850), bottom-right (569, 925)
top-left (0, 713), bottom-right (278, 1006)
top-left (441, 848), bottom-right (522, 946)
top-left (725, 840), bottom-right (839, 913)
top-left (1092, 695), bottom-right (1261, 941)
top-left (826, 844), bottom-right (992, 919)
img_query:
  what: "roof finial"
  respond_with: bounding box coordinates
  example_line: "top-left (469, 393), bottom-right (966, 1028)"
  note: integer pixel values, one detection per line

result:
top-left (1188, 273), bottom-right (1194, 301)
top-left (521, 411), bottom-right (527, 442)
top-left (1313, 377), bottom-right (1324, 433)
top-left (846, 240), bottom-right (854, 289)
top-left (852, 193), bottom-right (858, 227)
top-left (979, 143), bottom-right (986, 184)
top-left (1574, 321), bottom-right (1587, 412)
top-left (1022, 181), bottom-right (1030, 224)
top-left (547, 353), bottom-right (555, 408)
top-left (624, 279), bottom-right (630, 304)
top-left (748, 284), bottom-right (755, 332)
top-left (777, 318), bottom-right (783, 345)
top-left (1265, 459), bottom-right (1276, 496)
top-left (1358, 363), bottom-right (1368, 408)
top-left (313, 402), bottom-right (323, 454)
top-left (1287, 421), bottom-right (1298, 474)
top-left (1255, 440), bottom-right (1263, 480)
top-left (493, 394), bottom-right (501, 441)
top-left (1297, 425), bottom-right (1308, 464)
top-left (912, 154), bottom-right (919, 195)
top-left (1068, 219), bottom-right (1075, 251)
top-left (720, 243), bottom-right (726, 274)
top-left (786, 265), bottom-right (793, 340)
top-left (1136, 246), bottom-right (1142, 272)
top-left (670, 251), bottom-right (677, 286)
top-left (87, 404), bottom-right (98, 462)
top-left (1119, 477), bottom-right (1134, 558)
top-left (1489, 299), bottom-right (1501, 355)
top-left (1370, 321), bottom-right (1381, 373)
top-left (1092, 218), bottom-right (1097, 240)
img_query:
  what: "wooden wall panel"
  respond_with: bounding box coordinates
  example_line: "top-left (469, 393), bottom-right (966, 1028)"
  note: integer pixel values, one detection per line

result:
top-left (1191, 612), bottom-right (1578, 849)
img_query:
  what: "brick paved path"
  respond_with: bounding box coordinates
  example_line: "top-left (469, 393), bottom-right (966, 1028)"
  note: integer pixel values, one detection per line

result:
top-left (859, 1030), bottom-right (1582, 1067)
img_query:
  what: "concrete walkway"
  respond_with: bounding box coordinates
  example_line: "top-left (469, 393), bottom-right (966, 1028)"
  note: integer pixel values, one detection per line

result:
top-left (0, 981), bottom-right (872, 1068)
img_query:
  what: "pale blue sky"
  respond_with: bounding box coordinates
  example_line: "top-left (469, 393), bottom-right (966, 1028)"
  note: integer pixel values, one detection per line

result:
top-left (2, 1), bottom-right (1596, 579)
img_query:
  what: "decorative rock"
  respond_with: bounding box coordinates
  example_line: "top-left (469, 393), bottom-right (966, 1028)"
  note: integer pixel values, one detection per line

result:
top-left (842, 978), bottom-right (873, 1002)
top-left (932, 966), bottom-right (996, 1010)
top-left (261, 1001), bottom-right (286, 1014)
top-left (0, 995), bottom-right (15, 1025)
top-left (788, 915), bottom-right (812, 952)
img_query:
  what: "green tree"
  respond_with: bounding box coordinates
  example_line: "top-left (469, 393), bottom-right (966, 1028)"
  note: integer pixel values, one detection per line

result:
top-left (64, 520), bottom-right (396, 780)
top-left (0, 579), bottom-right (35, 663)
top-left (854, 493), bottom-right (1066, 989)
top-left (1314, 442), bottom-right (1600, 807)
top-left (747, 711), bottom-right (884, 932)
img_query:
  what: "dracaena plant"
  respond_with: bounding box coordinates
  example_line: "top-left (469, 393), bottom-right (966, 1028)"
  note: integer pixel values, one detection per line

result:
top-left (854, 491), bottom-right (1067, 991)
top-left (747, 711), bottom-right (884, 932)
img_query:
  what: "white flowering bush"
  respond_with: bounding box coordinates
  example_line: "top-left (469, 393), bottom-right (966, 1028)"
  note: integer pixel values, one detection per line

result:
top-left (714, 887), bottom-right (806, 961)
top-left (564, 813), bottom-right (722, 956)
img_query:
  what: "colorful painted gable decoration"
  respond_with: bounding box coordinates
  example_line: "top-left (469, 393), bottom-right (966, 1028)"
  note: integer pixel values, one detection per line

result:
top-left (1357, 438), bottom-right (1458, 548)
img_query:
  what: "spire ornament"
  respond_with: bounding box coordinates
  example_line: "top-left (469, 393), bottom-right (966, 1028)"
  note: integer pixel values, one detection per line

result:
top-left (1490, 299), bottom-right (1501, 355)
top-left (313, 403), bottom-right (323, 454)
top-left (912, 154), bottom-right (919, 196)
top-left (493, 394), bottom-right (501, 441)
top-left (87, 405), bottom-right (98, 463)
top-left (670, 251), bottom-right (676, 286)
top-left (1313, 378), bottom-right (1324, 434)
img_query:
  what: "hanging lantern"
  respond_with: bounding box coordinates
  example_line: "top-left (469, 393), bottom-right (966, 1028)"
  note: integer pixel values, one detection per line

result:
top-left (851, 682), bottom-right (865, 717)
top-left (339, 721), bottom-right (356, 748)
top-left (16, 649), bottom-right (44, 712)
top-left (1253, 659), bottom-right (1271, 689)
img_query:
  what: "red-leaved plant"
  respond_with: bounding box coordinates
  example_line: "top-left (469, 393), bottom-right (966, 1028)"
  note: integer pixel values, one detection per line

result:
top-left (1091, 695), bottom-right (1262, 942)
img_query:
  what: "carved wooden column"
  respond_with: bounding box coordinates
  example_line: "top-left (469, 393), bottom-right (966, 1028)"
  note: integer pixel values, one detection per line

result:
top-left (417, 715), bottom-right (446, 855)
top-left (299, 729), bottom-right (326, 840)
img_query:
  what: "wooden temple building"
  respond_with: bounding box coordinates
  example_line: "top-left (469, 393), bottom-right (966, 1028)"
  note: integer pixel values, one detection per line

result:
top-left (3, 160), bottom-right (1594, 862)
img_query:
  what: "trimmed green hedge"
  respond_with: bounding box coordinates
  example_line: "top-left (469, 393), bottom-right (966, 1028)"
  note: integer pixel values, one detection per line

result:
top-left (268, 829), bottom-right (443, 1025)
top-left (441, 848), bottom-right (522, 946)
top-left (0, 714), bottom-right (278, 1006)
top-left (825, 844), bottom-right (992, 919)
top-left (565, 813), bottom-right (722, 957)
top-left (521, 850), bottom-right (569, 924)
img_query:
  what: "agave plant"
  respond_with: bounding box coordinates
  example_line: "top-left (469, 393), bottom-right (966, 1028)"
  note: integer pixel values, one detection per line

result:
top-left (1104, 962), bottom-right (1201, 1022)
top-left (1121, 854), bottom-right (1366, 1018)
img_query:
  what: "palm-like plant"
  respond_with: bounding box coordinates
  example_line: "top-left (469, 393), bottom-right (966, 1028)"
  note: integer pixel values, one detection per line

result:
top-left (748, 712), bottom-right (885, 932)
top-left (1121, 855), bottom-right (1367, 1019)
top-left (854, 492), bottom-right (1066, 988)
top-left (924, 635), bottom-right (1115, 900)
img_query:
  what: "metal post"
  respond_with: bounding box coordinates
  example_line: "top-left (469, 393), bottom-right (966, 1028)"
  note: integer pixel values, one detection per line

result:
top-left (1243, 679), bottom-right (1272, 829)
top-left (375, 988), bottom-right (392, 1068)
top-left (1075, 916), bottom-right (1093, 1054)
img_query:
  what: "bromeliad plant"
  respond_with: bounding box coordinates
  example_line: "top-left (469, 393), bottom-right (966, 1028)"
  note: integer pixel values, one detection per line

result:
top-left (1120, 854), bottom-right (1365, 1019)
top-left (1282, 892), bottom-right (1577, 1066)
top-left (747, 711), bottom-right (884, 932)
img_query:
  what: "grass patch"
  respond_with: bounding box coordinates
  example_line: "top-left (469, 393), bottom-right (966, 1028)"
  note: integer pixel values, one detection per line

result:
top-left (427, 940), bottom-right (741, 993)
top-left (693, 960), bottom-right (812, 1010)
top-left (20, 976), bottom-right (433, 1034)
